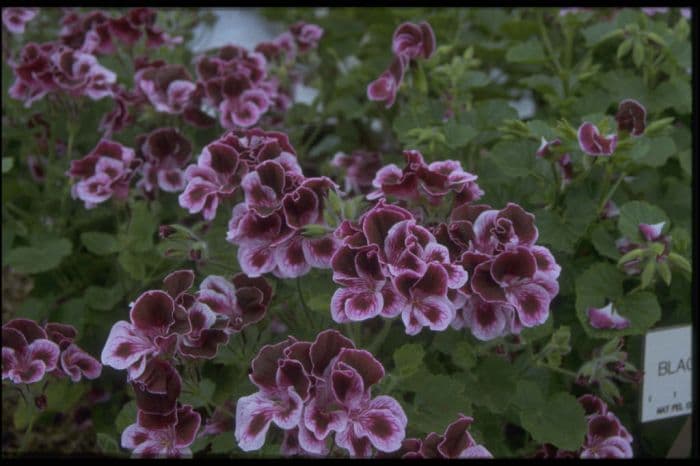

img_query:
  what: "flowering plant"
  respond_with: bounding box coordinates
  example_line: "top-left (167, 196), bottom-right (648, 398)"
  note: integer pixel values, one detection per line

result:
top-left (2, 6), bottom-right (691, 458)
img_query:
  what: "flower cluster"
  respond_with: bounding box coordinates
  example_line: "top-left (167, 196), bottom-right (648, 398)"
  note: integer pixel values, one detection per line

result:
top-left (332, 149), bottom-right (559, 338)
top-left (8, 41), bottom-right (117, 107)
top-left (383, 414), bottom-right (492, 458)
top-left (136, 127), bottom-right (193, 195)
top-left (100, 269), bottom-right (270, 457)
top-left (195, 23), bottom-right (323, 130)
top-left (535, 394), bottom-right (633, 458)
top-left (59, 8), bottom-right (181, 55)
top-left (101, 269), bottom-right (271, 378)
top-left (368, 21), bottom-right (436, 108)
top-left (577, 99), bottom-right (646, 156)
top-left (331, 150), bottom-right (383, 195)
top-left (2, 7), bottom-right (38, 34)
top-left (235, 329), bottom-right (407, 458)
top-left (67, 139), bottom-right (139, 209)
top-left (2, 318), bottom-right (101, 385)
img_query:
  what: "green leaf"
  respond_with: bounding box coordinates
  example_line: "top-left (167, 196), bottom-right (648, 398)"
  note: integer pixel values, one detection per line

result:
top-left (393, 343), bottom-right (425, 378)
top-left (638, 136), bottom-right (677, 167)
top-left (181, 378), bottom-right (216, 408)
top-left (657, 261), bottom-right (672, 286)
top-left (505, 39), bottom-right (546, 64)
top-left (452, 340), bottom-right (476, 371)
top-left (616, 291), bottom-right (661, 333)
top-left (118, 250), bottom-right (146, 280)
top-left (85, 284), bottom-right (124, 311)
top-left (581, 22), bottom-right (620, 46)
top-left (644, 117), bottom-right (675, 136)
top-left (488, 139), bottom-right (540, 178)
top-left (632, 41), bottom-right (645, 67)
top-left (45, 378), bottom-right (87, 412)
top-left (5, 238), bottom-right (73, 274)
top-left (518, 390), bottom-right (587, 451)
top-left (96, 432), bottom-right (122, 455)
top-left (471, 356), bottom-right (518, 413)
top-left (677, 149), bottom-right (691, 176)
top-left (668, 252), bottom-right (691, 274)
top-left (2, 157), bottom-right (14, 174)
top-left (125, 201), bottom-right (157, 252)
top-left (81, 231), bottom-right (119, 256)
top-left (617, 38), bottom-right (633, 59)
top-left (590, 225), bottom-right (621, 260)
top-left (575, 263), bottom-right (624, 336)
top-left (115, 400), bottom-right (137, 433)
top-left (617, 201), bottom-right (668, 242)
top-left (443, 120), bottom-right (477, 149)
top-left (640, 260), bottom-right (656, 288)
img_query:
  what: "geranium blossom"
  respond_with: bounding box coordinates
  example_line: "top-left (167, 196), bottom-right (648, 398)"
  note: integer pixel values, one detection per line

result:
top-left (235, 330), bottom-right (407, 457)
top-left (136, 127), bottom-right (193, 194)
top-left (2, 8), bottom-right (39, 34)
top-left (587, 302), bottom-right (630, 330)
top-left (615, 99), bottom-right (646, 136)
top-left (577, 122), bottom-right (617, 156)
top-left (2, 319), bottom-right (60, 384)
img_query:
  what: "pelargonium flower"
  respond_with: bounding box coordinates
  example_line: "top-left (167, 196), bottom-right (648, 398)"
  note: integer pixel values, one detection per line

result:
top-left (2, 319), bottom-right (60, 385)
top-left (2, 7), bottom-right (39, 34)
top-left (615, 99), bottom-right (646, 136)
top-left (367, 55), bottom-right (407, 109)
top-left (50, 48), bottom-right (117, 99)
top-left (101, 290), bottom-right (180, 380)
top-left (44, 322), bottom-right (102, 382)
top-left (289, 22), bottom-right (324, 52)
top-left (368, 150), bottom-right (482, 207)
top-left (196, 273), bottom-right (272, 333)
top-left (136, 127), bottom-right (193, 193)
top-left (451, 294), bottom-right (517, 341)
top-left (122, 403), bottom-right (200, 458)
top-left (137, 64), bottom-right (196, 114)
top-left (332, 150), bottom-right (383, 195)
top-left (601, 200), bottom-right (620, 219)
top-left (587, 302), bottom-right (630, 330)
top-left (386, 414), bottom-right (492, 458)
top-left (535, 137), bottom-right (562, 158)
top-left (468, 203), bottom-right (538, 255)
top-left (67, 139), bottom-right (138, 209)
top-left (235, 330), bottom-right (407, 458)
top-left (99, 88), bottom-right (134, 138)
top-left (178, 134), bottom-right (250, 221)
top-left (471, 246), bottom-right (559, 329)
top-left (391, 21), bottom-right (436, 60)
top-left (578, 122), bottom-right (617, 156)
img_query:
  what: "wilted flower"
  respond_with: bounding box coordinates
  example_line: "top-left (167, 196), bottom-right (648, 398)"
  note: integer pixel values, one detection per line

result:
top-left (578, 122), bottom-right (617, 156)
top-left (615, 99), bottom-right (646, 136)
top-left (391, 21), bottom-right (436, 60)
top-left (587, 302), bottom-right (630, 330)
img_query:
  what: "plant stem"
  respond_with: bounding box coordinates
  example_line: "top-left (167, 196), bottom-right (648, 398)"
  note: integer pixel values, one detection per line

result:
top-left (296, 276), bottom-right (315, 328)
top-left (598, 171), bottom-right (626, 215)
top-left (367, 318), bottom-right (392, 354)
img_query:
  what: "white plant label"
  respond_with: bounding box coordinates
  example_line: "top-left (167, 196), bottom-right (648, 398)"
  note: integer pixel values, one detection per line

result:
top-left (641, 325), bottom-right (692, 422)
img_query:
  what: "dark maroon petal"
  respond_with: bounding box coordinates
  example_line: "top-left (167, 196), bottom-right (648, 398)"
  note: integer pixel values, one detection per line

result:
top-left (499, 203), bottom-right (538, 245)
top-left (411, 263), bottom-right (448, 298)
top-left (276, 359), bottom-right (311, 400)
top-left (336, 348), bottom-right (385, 388)
top-left (419, 21), bottom-right (436, 59)
top-left (578, 122), bottom-right (617, 156)
top-left (250, 337), bottom-right (296, 390)
top-left (2, 327), bottom-right (28, 352)
top-left (331, 365), bottom-right (365, 409)
top-left (310, 329), bottom-right (355, 377)
top-left (130, 290), bottom-right (175, 334)
top-left (174, 405), bottom-right (201, 448)
top-left (615, 99), bottom-right (646, 136)
top-left (490, 247), bottom-right (537, 285)
top-left (362, 201), bottom-right (412, 250)
top-left (162, 269), bottom-right (195, 299)
top-left (437, 414), bottom-right (474, 458)
top-left (579, 394), bottom-right (608, 416)
top-left (133, 359), bottom-right (181, 415)
top-left (471, 261), bottom-right (507, 302)
top-left (4, 318), bottom-right (47, 343)
top-left (282, 341), bottom-right (313, 373)
top-left (302, 235), bottom-right (339, 269)
top-left (282, 186), bottom-right (320, 229)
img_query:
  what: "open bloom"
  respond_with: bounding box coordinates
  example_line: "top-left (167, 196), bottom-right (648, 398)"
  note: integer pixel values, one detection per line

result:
top-left (235, 330), bottom-right (407, 457)
top-left (137, 127), bottom-right (193, 193)
top-left (3, 8), bottom-right (39, 34)
top-left (122, 404), bottom-right (201, 458)
top-left (2, 319), bottom-right (59, 384)
top-left (388, 414), bottom-right (492, 458)
top-left (67, 139), bottom-right (138, 209)
top-left (578, 122), bottom-right (617, 156)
